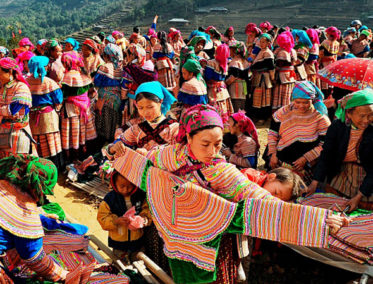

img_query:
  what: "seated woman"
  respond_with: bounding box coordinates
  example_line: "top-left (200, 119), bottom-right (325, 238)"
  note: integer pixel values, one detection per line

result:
top-left (222, 111), bottom-right (259, 169)
top-left (308, 89), bottom-right (373, 211)
top-left (106, 81), bottom-right (178, 157)
top-left (267, 81), bottom-right (330, 183)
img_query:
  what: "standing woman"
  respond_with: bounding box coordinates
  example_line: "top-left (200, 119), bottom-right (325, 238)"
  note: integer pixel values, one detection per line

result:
top-left (168, 30), bottom-right (185, 58)
top-left (81, 38), bottom-right (104, 78)
top-left (44, 40), bottom-right (65, 85)
top-left (319, 27), bottom-right (340, 97)
top-left (152, 31), bottom-right (176, 92)
top-left (272, 31), bottom-right (297, 111)
top-left (27, 56), bottom-right (64, 169)
top-left (60, 51), bottom-right (97, 160)
top-left (226, 42), bottom-right (250, 112)
top-left (305, 29), bottom-right (321, 87)
top-left (0, 58), bottom-right (35, 158)
top-left (292, 29), bottom-right (312, 81)
top-left (250, 34), bottom-right (275, 123)
top-left (223, 26), bottom-right (237, 46)
top-left (205, 44), bottom-right (234, 123)
top-left (94, 43), bottom-right (123, 145)
top-left (245, 23), bottom-right (262, 60)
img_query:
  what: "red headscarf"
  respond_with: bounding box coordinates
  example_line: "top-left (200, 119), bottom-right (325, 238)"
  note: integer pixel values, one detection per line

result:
top-left (325, 26), bottom-right (341, 40)
top-left (231, 111), bottom-right (260, 149)
top-left (83, 39), bottom-right (99, 54)
top-left (245, 23), bottom-right (262, 37)
top-left (19, 37), bottom-right (35, 50)
top-left (61, 51), bottom-right (84, 72)
top-left (16, 51), bottom-right (35, 72)
top-left (168, 30), bottom-right (182, 41)
top-left (306, 29), bottom-right (320, 45)
top-left (259, 21), bottom-right (273, 31)
top-left (276, 31), bottom-right (294, 53)
top-left (215, 44), bottom-right (229, 73)
top-left (0, 57), bottom-right (28, 85)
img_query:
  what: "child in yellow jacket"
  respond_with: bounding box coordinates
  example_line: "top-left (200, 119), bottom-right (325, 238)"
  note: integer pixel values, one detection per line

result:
top-left (97, 170), bottom-right (152, 259)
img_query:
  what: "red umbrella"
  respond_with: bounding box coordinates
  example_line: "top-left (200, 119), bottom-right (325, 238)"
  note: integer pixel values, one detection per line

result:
top-left (318, 58), bottom-right (373, 91)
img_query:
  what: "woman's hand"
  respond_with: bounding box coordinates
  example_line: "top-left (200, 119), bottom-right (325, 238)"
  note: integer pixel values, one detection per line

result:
top-left (326, 214), bottom-right (350, 235)
top-left (136, 148), bottom-right (148, 156)
top-left (116, 216), bottom-right (130, 226)
top-left (306, 180), bottom-right (318, 197)
top-left (343, 191), bottom-right (363, 212)
top-left (109, 142), bottom-right (127, 158)
top-left (292, 156), bottom-right (307, 171)
top-left (221, 148), bottom-right (232, 158)
top-left (269, 154), bottom-right (279, 169)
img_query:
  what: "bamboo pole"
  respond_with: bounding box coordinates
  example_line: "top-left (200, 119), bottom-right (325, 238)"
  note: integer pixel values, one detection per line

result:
top-left (132, 260), bottom-right (160, 284)
top-left (136, 252), bottom-right (175, 284)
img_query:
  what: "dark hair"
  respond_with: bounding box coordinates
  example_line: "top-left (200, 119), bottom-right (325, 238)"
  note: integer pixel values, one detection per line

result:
top-left (0, 67), bottom-right (11, 73)
top-left (133, 26), bottom-right (140, 34)
top-left (157, 31), bottom-right (169, 54)
top-left (268, 167), bottom-right (306, 199)
top-left (135, 92), bottom-right (161, 103)
top-left (278, 27), bottom-right (287, 34)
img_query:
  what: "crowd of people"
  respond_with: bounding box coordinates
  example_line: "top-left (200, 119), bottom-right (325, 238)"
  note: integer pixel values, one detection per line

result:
top-left (0, 15), bottom-right (372, 283)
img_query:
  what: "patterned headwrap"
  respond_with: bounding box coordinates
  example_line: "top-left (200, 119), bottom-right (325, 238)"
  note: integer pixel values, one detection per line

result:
top-left (231, 111), bottom-right (260, 149)
top-left (183, 59), bottom-right (203, 81)
top-left (128, 43), bottom-right (146, 66)
top-left (16, 51), bottom-right (35, 72)
top-left (0, 46), bottom-right (9, 56)
top-left (83, 38), bottom-right (99, 54)
top-left (259, 33), bottom-right (272, 42)
top-left (28, 56), bottom-right (49, 82)
top-left (188, 30), bottom-right (211, 42)
top-left (133, 81), bottom-right (177, 115)
top-left (104, 43), bottom-right (123, 68)
top-left (224, 26), bottom-right (234, 37)
top-left (292, 29), bottom-right (313, 49)
top-left (276, 31), bottom-right (295, 52)
top-left (0, 155), bottom-right (57, 205)
top-left (147, 28), bottom-right (157, 39)
top-left (360, 30), bottom-right (371, 38)
top-left (205, 26), bottom-right (221, 40)
top-left (231, 41), bottom-right (247, 56)
top-left (335, 89), bottom-right (373, 123)
top-left (345, 27), bottom-right (357, 36)
top-left (188, 36), bottom-right (207, 49)
top-left (215, 44), bottom-right (230, 73)
top-left (259, 21), bottom-right (273, 31)
top-left (0, 57), bottom-right (28, 86)
top-left (325, 26), bottom-right (341, 40)
top-left (91, 35), bottom-right (102, 45)
top-left (176, 104), bottom-right (224, 143)
top-left (291, 81), bottom-right (327, 116)
top-left (65, 37), bottom-right (80, 51)
top-left (105, 35), bottom-right (116, 44)
top-left (112, 30), bottom-right (124, 39)
top-left (169, 30), bottom-right (182, 41)
top-left (306, 29), bottom-right (320, 45)
top-left (61, 51), bottom-right (84, 72)
top-left (245, 23), bottom-right (261, 36)
top-left (180, 46), bottom-right (198, 67)
top-left (19, 37), bottom-right (35, 50)
top-left (36, 39), bottom-right (47, 47)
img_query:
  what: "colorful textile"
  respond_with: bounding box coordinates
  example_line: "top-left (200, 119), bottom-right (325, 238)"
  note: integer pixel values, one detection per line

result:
top-left (335, 88), bottom-right (373, 122)
top-left (105, 35), bottom-right (116, 44)
top-left (0, 155), bottom-right (57, 203)
top-left (16, 51), bottom-right (35, 72)
top-left (272, 82), bottom-right (294, 109)
top-left (291, 81), bottom-right (327, 115)
top-left (277, 31), bottom-right (295, 53)
top-left (104, 43), bottom-right (123, 68)
top-left (0, 180), bottom-right (43, 238)
top-left (259, 21), bottom-right (273, 31)
top-left (245, 23), bottom-right (261, 36)
top-left (325, 26), bottom-right (341, 40)
top-left (292, 29), bottom-right (313, 49)
top-left (61, 51), bottom-right (84, 72)
top-left (176, 104), bottom-right (223, 143)
top-left (83, 39), bottom-right (99, 54)
top-left (231, 111), bottom-right (259, 148)
top-left (112, 30), bottom-right (124, 38)
top-left (65, 37), bottom-right (80, 51)
top-left (62, 70), bottom-right (92, 87)
top-left (178, 77), bottom-right (208, 105)
top-left (0, 57), bottom-right (28, 86)
top-left (0, 46), bottom-right (9, 56)
top-left (215, 44), bottom-right (229, 73)
top-left (28, 56), bottom-right (49, 82)
top-left (260, 33), bottom-right (272, 42)
top-left (133, 81), bottom-right (176, 115)
top-left (307, 29), bottom-right (320, 45)
top-left (19, 37), bottom-right (34, 50)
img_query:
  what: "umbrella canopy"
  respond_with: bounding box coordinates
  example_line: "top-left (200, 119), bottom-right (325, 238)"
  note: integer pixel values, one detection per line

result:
top-left (318, 58), bottom-right (373, 91)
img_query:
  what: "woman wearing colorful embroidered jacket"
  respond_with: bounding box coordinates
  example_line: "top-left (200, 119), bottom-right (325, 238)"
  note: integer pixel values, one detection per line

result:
top-left (305, 29), bottom-right (321, 87)
top-left (27, 56), bottom-right (64, 169)
top-left (0, 58), bottom-right (35, 158)
top-left (292, 29), bottom-right (312, 81)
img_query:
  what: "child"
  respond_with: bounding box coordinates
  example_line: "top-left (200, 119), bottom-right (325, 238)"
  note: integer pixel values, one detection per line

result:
top-left (97, 170), bottom-right (152, 259)
top-left (241, 167), bottom-right (306, 201)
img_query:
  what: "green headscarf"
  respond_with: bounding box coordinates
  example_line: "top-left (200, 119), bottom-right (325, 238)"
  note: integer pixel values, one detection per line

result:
top-left (180, 46), bottom-right (198, 67)
top-left (259, 33), bottom-right (272, 42)
top-left (335, 88), bottom-right (373, 122)
top-left (182, 59), bottom-right (203, 81)
top-left (188, 36), bottom-right (206, 49)
top-left (0, 155), bottom-right (57, 205)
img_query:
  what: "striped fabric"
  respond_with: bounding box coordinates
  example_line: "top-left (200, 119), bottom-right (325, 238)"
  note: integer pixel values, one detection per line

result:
top-left (244, 198), bottom-right (330, 247)
top-left (43, 230), bottom-right (90, 254)
top-left (272, 82), bottom-right (294, 110)
top-left (268, 104), bottom-right (331, 162)
top-left (27, 77), bottom-right (60, 95)
top-left (83, 54), bottom-right (104, 77)
top-left (180, 77), bottom-right (207, 96)
top-left (61, 70), bottom-right (92, 87)
top-left (34, 132), bottom-right (62, 158)
top-left (0, 81), bottom-right (32, 120)
top-left (157, 67), bottom-right (176, 90)
top-left (297, 193), bottom-right (348, 209)
top-left (253, 84), bottom-right (272, 108)
top-left (344, 128), bottom-right (364, 162)
top-left (0, 180), bottom-right (43, 238)
top-left (96, 62), bottom-right (123, 80)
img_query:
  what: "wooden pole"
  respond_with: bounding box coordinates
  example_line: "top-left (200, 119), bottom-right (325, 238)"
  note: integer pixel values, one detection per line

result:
top-left (136, 252), bottom-right (175, 284)
top-left (132, 260), bottom-right (160, 284)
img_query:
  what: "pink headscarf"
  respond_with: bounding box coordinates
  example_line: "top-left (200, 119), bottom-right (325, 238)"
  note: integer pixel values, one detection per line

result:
top-left (215, 44), bottom-right (229, 73)
top-left (112, 30), bottom-right (124, 39)
top-left (306, 29), bottom-right (320, 45)
top-left (147, 28), bottom-right (157, 38)
top-left (16, 51), bottom-right (35, 72)
top-left (19, 37), bottom-right (35, 50)
top-left (276, 31), bottom-right (295, 53)
top-left (0, 57), bottom-right (29, 85)
top-left (61, 51), bottom-right (84, 72)
top-left (245, 23), bottom-right (261, 36)
top-left (325, 26), bottom-right (341, 40)
top-left (168, 30), bottom-right (182, 41)
top-left (176, 104), bottom-right (224, 143)
top-left (231, 111), bottom-right (259, 149)
top-left (259, 21), bottom-right (273, 31)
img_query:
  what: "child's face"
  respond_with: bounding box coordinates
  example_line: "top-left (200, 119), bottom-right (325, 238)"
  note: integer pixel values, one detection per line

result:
top-left (115, 174), bottom-right (136, 196)
top-left (136, 97), bottom-right (162, 122)
top-left (262, 175), bottom-right (293, 201)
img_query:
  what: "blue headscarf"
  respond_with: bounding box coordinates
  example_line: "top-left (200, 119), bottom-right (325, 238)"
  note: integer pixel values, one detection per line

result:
top-left (291, 81), bottom-right (327, 116)
top-left (65, 37), bottom-right (80, 51)
top-left (104, 43), bottom-right (123, 69)
top-left (132, 81), bottom-right (177, 115)
top-left (292, 29), bottom-right (313, 49)
top-left (188, 30), bottom-right (211, 42)
top-left (28, 56), bottom-right (49, 82)
top-left (36, 39), bottom-right (47, 46)
top-left (359, 25), bottom-right (369, 33)
top-left (105, 35), bottom-right (116, 44)
top-left (0, 46), bottom-right (9, 57)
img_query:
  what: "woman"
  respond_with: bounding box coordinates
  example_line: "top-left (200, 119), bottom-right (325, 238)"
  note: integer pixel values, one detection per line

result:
top-left (187, 33), bottom-right (210, 62)
top-left (250, 34), bottom-right (275, 123)
top-left (27, 56), bottom-right (64, 169)
top-left (60, 51), bottom-right (97, 160)
top-left (205, 44), bottom-right (234, 123)
top-left (0, 58), bottom-right (35, 158)
top-left (259, 21), bottom-right (273, 33)
top-left (223, 26), bottom-right (237, 46)
top-left (272, 31), bottom-right (297, 111)
top-left (292, 29), bottom-right (312, 81)
top-left (226, 42), bottom-right (250, 112)
top-left (16, 50), bottom-right (35, 78)
top-left (267, 81), bottom-right (330, 183)
top-left (145, 30), bottom-right (157, 61)
top-left (350, 30), bottom-right (371, 58)
top-left (305, 28), bottom-right (320, 87)
top-left (35, 39), bottom-right (47, 56)
top-left (111, 104), bottom-right (347, 284)
top-left (343, 27), bottom-right (357, 46)
top-left (19, 37), bottom-right (35, 51)
top-left (81, 38), bottom-right (104, 78)
top-left (168, 29), bottom-right (185, 58)
top-left (45, 39), bottom-right (64, 84)
top-left (64, 37), bottom-right (80, 52)
top-left (308, 89), bottom-right (373, 211)
top-left (94, 43), bottom-right (123, 144)
top-left (319, 27), bottom-right (340, 97)
top-left (0, 46), bottom-right (9, 59)
top-left (245, 23), bottom-right (261, 60)
top-left (152, 31), bottom-right (176, 92)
